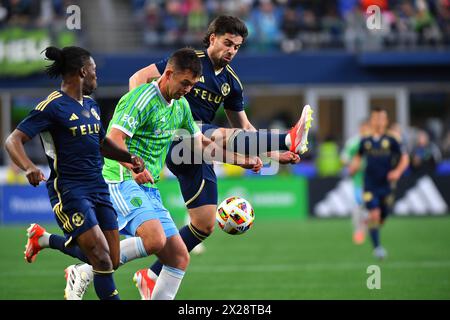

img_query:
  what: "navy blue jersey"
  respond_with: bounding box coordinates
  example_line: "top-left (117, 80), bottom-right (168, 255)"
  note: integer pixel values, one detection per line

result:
top-left (358, 134), bottom-right (404, 190)
top-left (17, 90), bottom-right (108, 194)
top-left (155, 50), bottom-right (244, 123)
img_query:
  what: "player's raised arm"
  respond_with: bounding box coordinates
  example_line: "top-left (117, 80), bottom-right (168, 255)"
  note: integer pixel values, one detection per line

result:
top-left (5, 129), bottom-right (46, 186)
top-left (100, 135), bottom-right (145, 174)
top-left (129, 64), bottom-right (161, 91)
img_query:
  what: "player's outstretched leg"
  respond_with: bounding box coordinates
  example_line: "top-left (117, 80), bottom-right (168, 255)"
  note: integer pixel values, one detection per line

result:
top-left (286, 104), bottom-right (314, 154)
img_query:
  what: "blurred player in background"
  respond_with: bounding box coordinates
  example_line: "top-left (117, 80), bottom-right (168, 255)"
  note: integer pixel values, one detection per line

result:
top-left (341, 120), bottom-right (370, 245)
top-left (128, 15), bottom-right (312, 299)
top-left (4, 46), bottom-right (145, 300)
top-left (349, 107), bottom-right (409, 259)
top-left (63, 48), bottom-right (262, 300)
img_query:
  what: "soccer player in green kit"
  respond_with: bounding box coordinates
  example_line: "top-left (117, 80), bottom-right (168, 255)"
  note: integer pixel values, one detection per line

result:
top-left (62, 47), bottom-right (262, 300)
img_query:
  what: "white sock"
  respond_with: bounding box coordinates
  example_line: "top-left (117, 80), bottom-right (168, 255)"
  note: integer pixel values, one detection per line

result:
top-left (147, 268), bottom-right (158, 281)
top-left (151, 265), bottom-right (185, 300)
top-left (38, 232), bottom-right (51, 248)
top-left (120, 237), bottom-right (148, 265)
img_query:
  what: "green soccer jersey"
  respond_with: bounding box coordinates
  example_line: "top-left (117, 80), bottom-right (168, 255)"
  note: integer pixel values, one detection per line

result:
top-left (102, 81), bottom-right (201, 186)
top-left (341, 135), bottom-right (365, 188)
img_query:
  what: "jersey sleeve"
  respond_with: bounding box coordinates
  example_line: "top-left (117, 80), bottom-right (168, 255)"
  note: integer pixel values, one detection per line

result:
top-left (223, 81), bottom-right (244, 112)
top-left (357, 138), bottom-right (366, 156)
top-left (109, 88), bottom-right (154, 138)
top-left (155, 57), bottom-right (169, 75)
top-left (16, 101), bottom-right (55, 139)
top-left (181, 100), bottom-right (201, 137)
top-left (390, 136), bottom-right (406, 154)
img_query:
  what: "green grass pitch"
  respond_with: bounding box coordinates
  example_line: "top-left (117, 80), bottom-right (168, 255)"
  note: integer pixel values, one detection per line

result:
top-left (1, 216), bottom-right (450, 300)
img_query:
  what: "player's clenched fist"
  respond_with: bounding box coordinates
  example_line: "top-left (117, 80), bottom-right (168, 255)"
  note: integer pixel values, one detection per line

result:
top-left (25, 165), bottom-right (46, 187)
top-left (130, 154), bottom-right (145, 174)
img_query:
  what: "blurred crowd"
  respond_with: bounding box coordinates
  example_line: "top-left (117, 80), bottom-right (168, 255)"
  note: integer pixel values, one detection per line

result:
top-left (133, 0), bottom-right (450, 52)
top-left (1, 0), bottom-right (449, 52)
top-left (0, 0), bottom-right (71, 29)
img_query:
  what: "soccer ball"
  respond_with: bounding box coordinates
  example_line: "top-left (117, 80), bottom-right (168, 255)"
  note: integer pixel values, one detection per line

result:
top-left (216, 196), bottom-right (255, 235)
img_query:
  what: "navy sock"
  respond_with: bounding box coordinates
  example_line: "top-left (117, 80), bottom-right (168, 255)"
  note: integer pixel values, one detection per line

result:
top-left (93, 271), bottom-right (120, 300)
top-left (369, 228), bottom-right (380, 248)
top-left (232, 131), bottom-right (288, 155)
top-left (150, 223), bottom-right (209, 276)
top-left (49, 234), bottom-right (89, 263)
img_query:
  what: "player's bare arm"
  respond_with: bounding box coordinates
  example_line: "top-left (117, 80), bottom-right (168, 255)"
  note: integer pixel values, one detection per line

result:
top-left (106, 127), bottom-right (153, 184)
top-left (100, 136), bottom-right (145, 174)
top-left (129, 64), bottom-right (161, 91)
top-left (349, 154), bottom-right (362, 176)
top-left (5, 129), bottom-right (46, 186)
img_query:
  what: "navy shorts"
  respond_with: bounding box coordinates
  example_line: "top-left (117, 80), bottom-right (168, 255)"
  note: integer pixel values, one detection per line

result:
top-left (48, 184), bottom-right (118, 245)
top-left (363, 187), bottom-right (394, 222)
top-left (166, 123), bottom-right (219, 209)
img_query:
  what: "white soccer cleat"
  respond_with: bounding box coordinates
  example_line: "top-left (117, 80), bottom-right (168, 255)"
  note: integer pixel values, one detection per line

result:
top-left (64, 264), bottom-right (91, 300)
top-left (373, 246), bottom-right (387, 260)
top-left (288, 105), bottom-right (314, 154)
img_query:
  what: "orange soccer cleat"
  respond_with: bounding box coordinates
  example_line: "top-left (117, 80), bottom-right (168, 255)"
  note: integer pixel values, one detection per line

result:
top-left (24, 223), bottom-right (46, 263)
top-left (133, 269), bottom-right (156, 300)
top-left (288, 105), bottom-right (314, 155)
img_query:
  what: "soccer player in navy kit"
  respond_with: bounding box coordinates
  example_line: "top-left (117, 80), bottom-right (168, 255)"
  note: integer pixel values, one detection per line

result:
top-left (349, 108), bottom-right (409, 259)
top-left (4, 46), bottom-right (145, 300)
top-left (127, 15), bottom-right (313, 298)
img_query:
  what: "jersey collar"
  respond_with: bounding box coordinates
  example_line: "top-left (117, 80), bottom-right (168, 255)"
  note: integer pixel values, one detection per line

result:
top-left (152, 80), bottom-right (174, 108)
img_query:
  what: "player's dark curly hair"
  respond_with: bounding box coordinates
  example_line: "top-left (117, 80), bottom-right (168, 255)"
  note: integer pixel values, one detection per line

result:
top-left (203, 15), bottom-right (248, 48)
top-left (43, 46), bottom-right (91, 78)
top-left (168, 48), bottom-right (202, 78)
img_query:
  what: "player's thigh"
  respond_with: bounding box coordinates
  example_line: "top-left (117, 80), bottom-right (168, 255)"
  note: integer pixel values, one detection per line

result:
top-left (135, 219), bottom-right (166, 254)
top-left (95, 201), bottom-right (120, 267)
top-left (156, 234), bottom-right (189, 271)
top-left (76, 225), bottom-right (112, 270)
top-left (53, 197), bottom-right (101, 247)
top-left (102, 229), bottom-right (120, 269)
top-left (108, 181), bottom-right (159, 236)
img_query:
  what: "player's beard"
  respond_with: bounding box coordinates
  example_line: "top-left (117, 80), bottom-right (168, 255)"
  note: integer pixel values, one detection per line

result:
top-left (83, 81), bottom-right (97, 96)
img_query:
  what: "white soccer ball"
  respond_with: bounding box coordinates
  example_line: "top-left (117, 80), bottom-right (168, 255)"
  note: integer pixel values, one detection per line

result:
top-left (216, 196), bottom-right (255, 235)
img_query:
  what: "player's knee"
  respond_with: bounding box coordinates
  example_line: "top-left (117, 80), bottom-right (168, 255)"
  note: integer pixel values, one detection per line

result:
top-left (192, 220), bottom-right (215, 235)
top-left (175, 247), bottom-right (190, 271)
top-left (90, 250), bottom-right (114, 271)
top-left (141, 233), bottom-right (166, 255)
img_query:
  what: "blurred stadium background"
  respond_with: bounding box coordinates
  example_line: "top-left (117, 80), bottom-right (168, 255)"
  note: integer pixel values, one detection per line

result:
top-left (1, 0), bottom-right (450, 300)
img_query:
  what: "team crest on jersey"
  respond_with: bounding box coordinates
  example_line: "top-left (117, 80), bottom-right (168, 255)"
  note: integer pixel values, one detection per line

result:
top-left (72, 212), bottom-right (85, 227)
top-left (221, 83), bottom-right (230, 96)
top-left (130, 197), bottom-right (143, 208)
top-left (364, 140), bottom-right (372, 150)
top-left (81, 110), bottom-right (91, 118)
top-left (381, 138), bottom-right (390, 149)
top-left (91, 108), bottom-right (100, 120)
